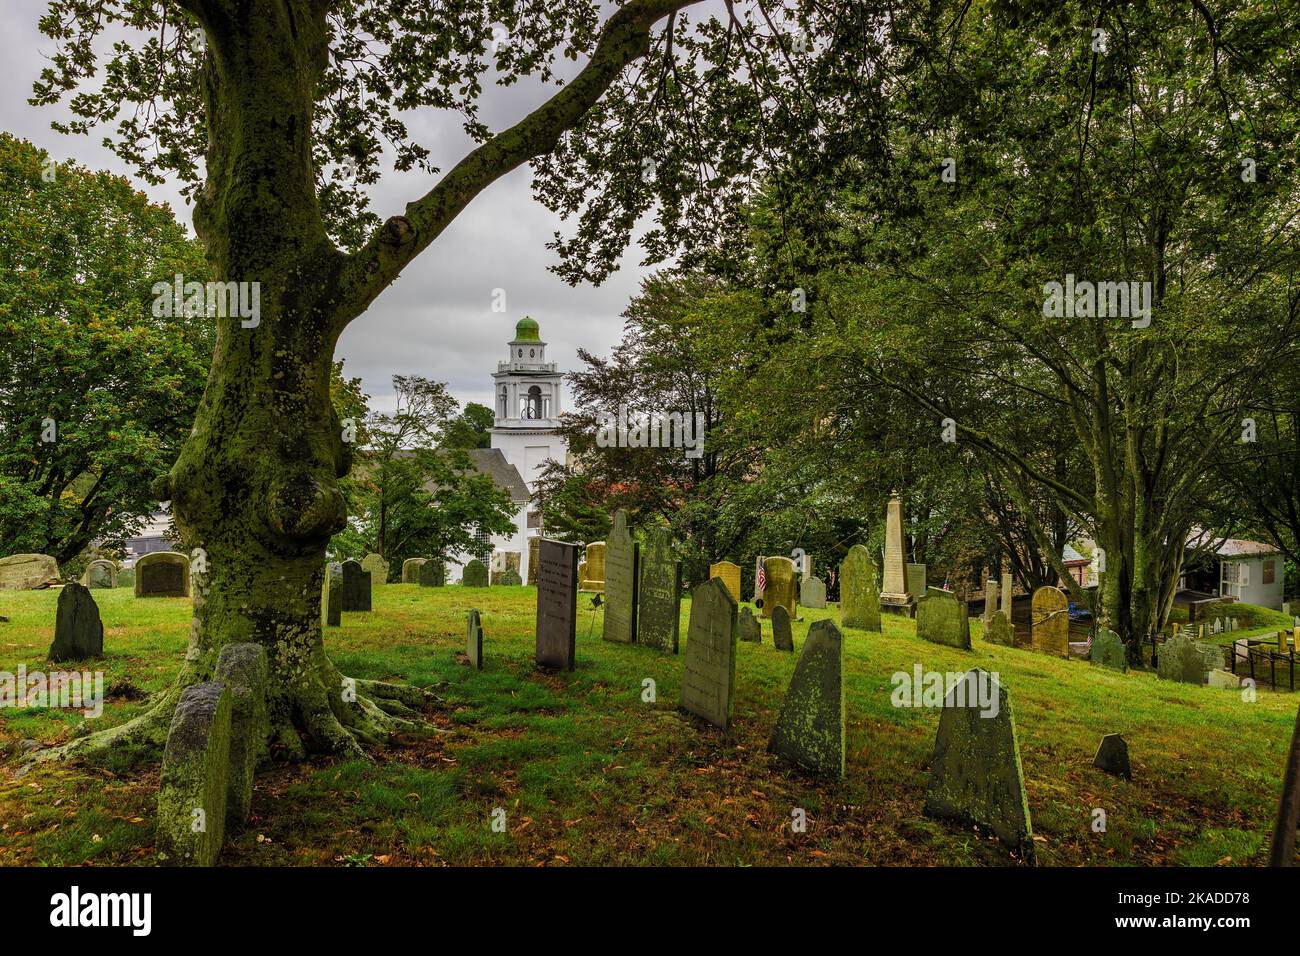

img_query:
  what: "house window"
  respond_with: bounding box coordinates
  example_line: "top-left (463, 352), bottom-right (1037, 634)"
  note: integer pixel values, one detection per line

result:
top-left (1264, 559), bottom-right (1276, 585)
top-left (471, 527), bottom-right (492, 564)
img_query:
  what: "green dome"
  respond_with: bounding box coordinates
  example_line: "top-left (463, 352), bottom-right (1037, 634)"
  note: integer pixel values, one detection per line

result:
top-left (514, 317), bottom-right (541, 342)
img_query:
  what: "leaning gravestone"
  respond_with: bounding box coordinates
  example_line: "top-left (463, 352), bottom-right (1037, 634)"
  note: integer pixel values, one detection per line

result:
top-left (340, 560), bottom-right (372, 611)
top-left (761, 556), bottom-right (798, 620)
top-left (580, 542), bottom-right (606, 592)
top-left (418, 560), bottom-right (445, 587)
top-left (213, 643), bottom-right (268, 829)
top-left (80, 559), bottom-right (117, 589)
top-left (401, 557), bottom-right (426, 583)
top-left (0, 553), bottom-right (60, 590)
top-left (322, 564), bottom-right (341, 627)
top-left (737, 606), bottom-right (761, 643)
top-left (800, 575), bottom-right (828, 610)
top-left (361, 552), bottom-right (389, 587)
top-left (772, 604), bottom-right (795, 652)
top-left (637, 526), bottom-right (681, 653)
top-left (983, 610), bottom-right (1015, 647)
top-left (48, 582), bottom-right (104, 661)
top-left (840, 545), bottom-right (882, 631)
top-left (680, 578), bottom-right (739, 730)
top-left (1208, 669), bottom-right (1241, 689)
top-left (709, 560), bottom-right (742, 604)
top-left (466, 609), bottom-right (484, 670)
top-left (535, 539), bottom-right (581, 671)
top-left (461, 559), bottom-right (489, 588)
top-left (916, 592), bottom-right (972, 649)
top-left (1157, 635), bottom-right (1222, 685)
top-left (1093, 733), bottom-right (1132, 780)
top-left (527, 537), bottom-right (540, 586)
top-left (135, 551), bottom-right (190, 598)
top-left (768, 619), bottom-right (845, 778)
top-left (1030, 586), bottom-right (1069, 658)
top-left (156, 682), bottom-right (232, 866)
top-left (602, 510), bottom-right (639, 644)
top-left (923, 669), bottom-right (1035, 864)
top-left (1090, 628), bottom-right (1127, 671)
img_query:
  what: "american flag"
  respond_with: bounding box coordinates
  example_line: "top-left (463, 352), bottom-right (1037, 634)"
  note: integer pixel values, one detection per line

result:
top-left (755, 557), bottom-right (766, 594)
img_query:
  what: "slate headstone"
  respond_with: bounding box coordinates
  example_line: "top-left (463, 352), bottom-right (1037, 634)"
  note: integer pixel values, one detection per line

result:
top-left (48, 582), bottom-right (104, 661)
top-left (768, 619), bottom-right (845, 778)
top-left (709, 561), bottom-right (742, 604)
top-left (213, 643), bottom-right (268, 829)
top-left (461, 559), bottom-right (489, 587)
top-left (156, 682), bottom-right (232, 866)
top-left (1093, 733), bottom-right (1132, 780)
top-left (322, 564), bottom-right (341, 627)
top-left (135, 551), bottom-right (190, 598)
top-left (983, 609), bottom-right (1015, 647)
top-left (840, 544), bottom-right (881, 631)
top-left (772, 604), bottom-right (794, 652)
top-left (737, 606), bottom-right (761, 643)
top-left (1090, 628), bottom-right (1127, 671)
top-left (916, 592), bottom-right (972, 649)
top-left (466, 609), bottom-right (484, 670)
top-left (0, 553), bottom-right (60, 590)
top-left (800, 575), bottom-right (827, 610)
top-left (680, 578), bottom-right (739, 730)
top-left (761, 556), bottom-right (797, 620)
top-left (535, 539), bottom-right (580, 671)
top-left (1031, 586), bottom-right (1069, 658)
top-left (637, 526), bottom-right (681, 653)
top-left (602, 510), bottom-right (639, 644)
top-left (340, 560), bottom-right (371, 611)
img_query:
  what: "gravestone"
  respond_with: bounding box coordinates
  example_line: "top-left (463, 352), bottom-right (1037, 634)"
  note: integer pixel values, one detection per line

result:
top-left (1001, 572), bottom-right (1013, 614)
top-left (800, 575), bottom-right (827, 609)
top-left (840, 545), bottom-right (882, 631)
top-left (418, 560), bottom-right (445, 587)
top-left (916, 592), bottom-right (972, 649)
top-left (528, 537), bottom-right (540, 585)
top-left (499, 568), bottom-right (522, 586)
top-left (0, 553), bottom-right (60, 590)
top-left (361, 552), bottom-right (389, 586)
top-left (680, 578), bottom-right (739, 730)
top-left (772, 604), bottom-right (795, 651)
top-left (466, 609), bottom-right (484, 670)
top-left (879, 494), bottom-right (913, 613)
top-left (768, 619), bottom-right (845, 778)
top-left (580, 541), bottom-right (606, 592)
top-left (761, 556), bottom-right (797, 620)
top-left (923, 669), bottom-right (1034, 864)
top-left (1208, 669), bottom-right (1241, 689)
top-left (535, 539), bottom-right (580, 671)
top-left (490, 551), bottom-right (521, 585)
top-left (637, 526), bottom-right (681, 653)
top-left (322, 564), bottom-right (341, 627)
top-left (213, 643), bottom-right (268, 829)
top-left (1092, 733), bottom-right (1132, 780)
top-left (461, 559), bottom-right (489, 588)
top-left (983, 610), bottom-right (1015, 647)
top-left (602, 510), bottom-right (639, 644)
top-left (47, 582), bottom-right (104, 661)
top-left (135, 551), bottom-right (190, 598)
top-left (709, 561), bottom-right (742, 604)
top-left (1030, 586), bottom-right (1069, 657)
top-left (737, 606), bottom-right (761, 643)
top-left (1157, 635), bottom-right (1222, 684)
top-left (401, 558), bottom-right (426, 583)
top-left (907, 563), bottom-right (928, 600)
top-left (340, 560), bottom-right (372, 611)
top-left (156, 682), bottom-right (232, 866)
top-left (1090, 628), bottom-right (1127, 671)
top-left (577, 560), bottom-right (588, 586)
top-left (81, 559), bottom-right (117, 589)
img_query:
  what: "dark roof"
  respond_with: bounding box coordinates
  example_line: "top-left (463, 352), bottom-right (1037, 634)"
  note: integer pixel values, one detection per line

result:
top-left (457, 448), bottom-right (530, 502)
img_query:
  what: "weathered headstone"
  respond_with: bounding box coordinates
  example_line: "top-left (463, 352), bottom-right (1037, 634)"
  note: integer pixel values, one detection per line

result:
top-left (461, 559), bottom-right (488, 588)
top-left (1208, 669), bottom-right (1241, 689)
top-left (340, 559), bottom-right (371, 611)
top-left (1030, 586), bottom-right (1069, 657)
top-left (923, 669), bottom-right (1034, 863)
top-left (1000, 572), bottom-right (1013, 614)
top-left (1157, 635), bottom-right (1222, 684)
top-left (737, 606), bottom-right (761, 643)
top-left (709, 560), bottom-right (742, 604)
top-left (772, 604), bottom-right (795, 651)
top-left (761, 556), bottom-right (797, 620)
top-left (418, 559), bottom-right (445, 587)
top-left (499, 568), bottom-right (522, 586)
top-left (80, 559), bottom-right (117, 589)
top-left (213, 643), bottom-right (268, 829)
top-left (0, 553), bottom-right (60, 590)
top-left (768, 619), bottom-right (845, 778)
top-left (135, 551), bottom-right (190, 598)
top-left (1090, 628), bottom-right (1127, 671)
top-left (47, 582), bottom-right (104, 661)
top-left (322, 563), bottom-right (341, 627)
top-left (580, 541), bottom-right (606, 592)
top-left (466, 609), bottom-right (484, 670)
top-left (602, 510), bottom-right (639, 644)
top-left (879, 494), bottom-right (913, 613)
top-left (1092, 733), bottom-right (1132, 780)
top-left (916, 592), bottom-right (972, 649)
top-left (527, 537), bottom-right (540, 585)
top-left (800, 575), bottom-right (827, 609)
top-left (840, 545), bottom-right (882, 631)
top-left (156, 682), bottom-right (232, 866)
top-left (637, 526), bottom-right (681, 653)
top-left (535, 539), bottom-right (580, 671)
top-left (907, 563), bottom-right (928, 600)
top-left (983, 609), bottom-right (1015, 647)
top-left (680, 578), bottom-right (739, 730)
top-left (401, 557), bottom-right (426, 583)
top-left (361, 552), bottom-right (389, 586)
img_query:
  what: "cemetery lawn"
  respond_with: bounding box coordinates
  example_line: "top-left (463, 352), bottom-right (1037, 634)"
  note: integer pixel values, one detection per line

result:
top-left (0, 585), bottom-right (1294, 867)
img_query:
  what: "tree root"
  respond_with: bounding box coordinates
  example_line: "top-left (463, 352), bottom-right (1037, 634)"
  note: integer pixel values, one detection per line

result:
top-left (22, 687), bottom-right (183, 773)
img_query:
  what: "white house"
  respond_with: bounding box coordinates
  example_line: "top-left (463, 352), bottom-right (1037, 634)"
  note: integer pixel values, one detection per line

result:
top-left (438, 448), bottom-right (532, 583)
top-left (1184, 531), bottom-right (1285, 610)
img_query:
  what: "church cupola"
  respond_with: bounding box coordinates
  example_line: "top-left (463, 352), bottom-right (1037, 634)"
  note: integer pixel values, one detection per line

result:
top-left (491, 317), bottom-right (567, 493)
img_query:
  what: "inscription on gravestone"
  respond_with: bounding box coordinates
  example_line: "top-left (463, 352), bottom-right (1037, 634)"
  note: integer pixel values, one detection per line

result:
top-left (709, 561), bottom-right (742, 604)
top-left (135, 551), bottom-right (190, 598)
top-left (680, 578), bottom-right (739, 730)
top-left (602, 510), bottom-right (639, 644)
top-left (800, 575), bottom-right (827, 609)
top-left (536, 539), bottom-right (580, 671)
top-left (840, 545), bottom-right (881, 631)
top-left (637, 526), bottom-right (681, 653)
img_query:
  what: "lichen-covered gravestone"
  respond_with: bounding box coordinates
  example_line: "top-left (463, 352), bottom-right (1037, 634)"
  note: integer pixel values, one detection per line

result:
top-left (80, 559), bottom-right (117, 589)
top-left (528, 536), bottom-right (540, 586)
top-left (135, 551), bottom-right (190, 598)
top-left (1092, 733), bottom-right (1132, 780)
top-left (460, 558), bottom-right (487, 587)
top-left (401, 557), bottom-right (426, 583)
top-left (0, 553), bottom-right (60, 590)
top-left (768, 619), bottom-right (845, 778)
top-left (156, 682), bottom-right (232, 866)
top-left (466, 609), bottom-right (484, 670)
top-left (923, 669), bottom-right (1035, 864)
top-left (983, 610), bottom-right (1015, 647)
top-left (48, 582), bottom-right (104, 662)
top-left (737, 606), bottom-right (761, 643)
top-left (800, 575), bottom-right (827, 609)
top-left (213, 643), bottom-right (268, 828)
top-left (1157, 634), bottom-right (1222, 684)
top-left (772, 604), bottom-right (794, 652)
top-left (499, 568), bottom-right (522, 586)
top-left (761, 556), bottom-right (798, 621)
top-left (602, 510), bottom-right (639, 644)
top-left (1090, 628), bottom-right (1127, 671)
top-left (1030, 586), bottom-right (1069, 658)
top-left (916, 593), bottom-right (972, 650)
top-left (535, 539), bottom-right (581, 671)
top-left (418, 559), bottom-right (445, 587)
top-left (361, 552), bottom-right (389, 586)
top-left (322, 563), bottom-right (341, 627)
top-left (680, 578), bottom-right (739, 730)
top-left (340, 560), bottom-right (371, 611)
top-left (637, 526), bottom-right (681, 653)
top-left (839, 545), bottom-right (881, 631)
top-left (709, 560), bottom-right (742, 603)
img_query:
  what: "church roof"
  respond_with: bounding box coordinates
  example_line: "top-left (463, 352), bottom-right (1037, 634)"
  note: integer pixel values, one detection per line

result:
top-left (457, 448), bottom-right (531, 502)
top-left (511, 317), bottom-right (541, 343)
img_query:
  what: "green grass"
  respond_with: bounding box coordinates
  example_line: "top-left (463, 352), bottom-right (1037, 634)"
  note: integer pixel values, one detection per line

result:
top-left (0, 583), bottom-right (1295, 867)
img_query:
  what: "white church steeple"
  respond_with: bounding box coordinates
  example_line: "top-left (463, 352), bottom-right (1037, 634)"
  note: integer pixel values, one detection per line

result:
top-left (489, 317), bottom-right (567, 492)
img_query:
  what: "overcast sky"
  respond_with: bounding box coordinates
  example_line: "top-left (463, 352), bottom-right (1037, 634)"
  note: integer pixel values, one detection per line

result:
top-left (1, 1), bottom-right (657, 415)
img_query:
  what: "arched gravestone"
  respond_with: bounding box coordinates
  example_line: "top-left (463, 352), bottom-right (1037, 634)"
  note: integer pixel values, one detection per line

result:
top-left (461, 559), bottom-right (489, 587)
top-left (736, 606), bottom-right (761, 643)
top-left (535, 539), bottom-right (581, 671)
top-left (761, 556), bottom-right (797, 620)
top-left (680, 578), bottom-right (739, 730)
top-left (602, 510), bottom-right (639, 644)
top-left (80, 559), bottom-right (117, 589)
top-left (772, 604), bottom-right (795, 651)
top-left (768, 619), bottom-right (845, 778)
top-left (916, 592), bottom-right (972, 649)
top-left (1157, 634), bottom-right (1222, 684)
top-left (983, 610), bottom-right (1015, 647)
top-left (0, 553), bottom-right (60, 590)
top-left (361, 552), bottom-right (389, 586)
top-left (135, 551), bottom-right (190, 598)
top-left (418, 560), bottom-right (445, 587)
top-left (1030, 586), bottom-right (1069, 657)
top-left (580, 542), bottom-right (606, 592)
top-left (839, 545), bottom-right (882, 631)
top-left (340, 560), bottom-right (371, 611)
top-left (709, 561), bottom-right (742, 604)
top-left (800, 576), bottom-right (827, 610)
top-left (637, 526), bottom-right (681, 653)
top-left (401, 558), bottom-right (426, 583)
top-left (48, 582), bottom-right (104, 661)
top-left (1090, 628), bottom-right (1127, 671)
